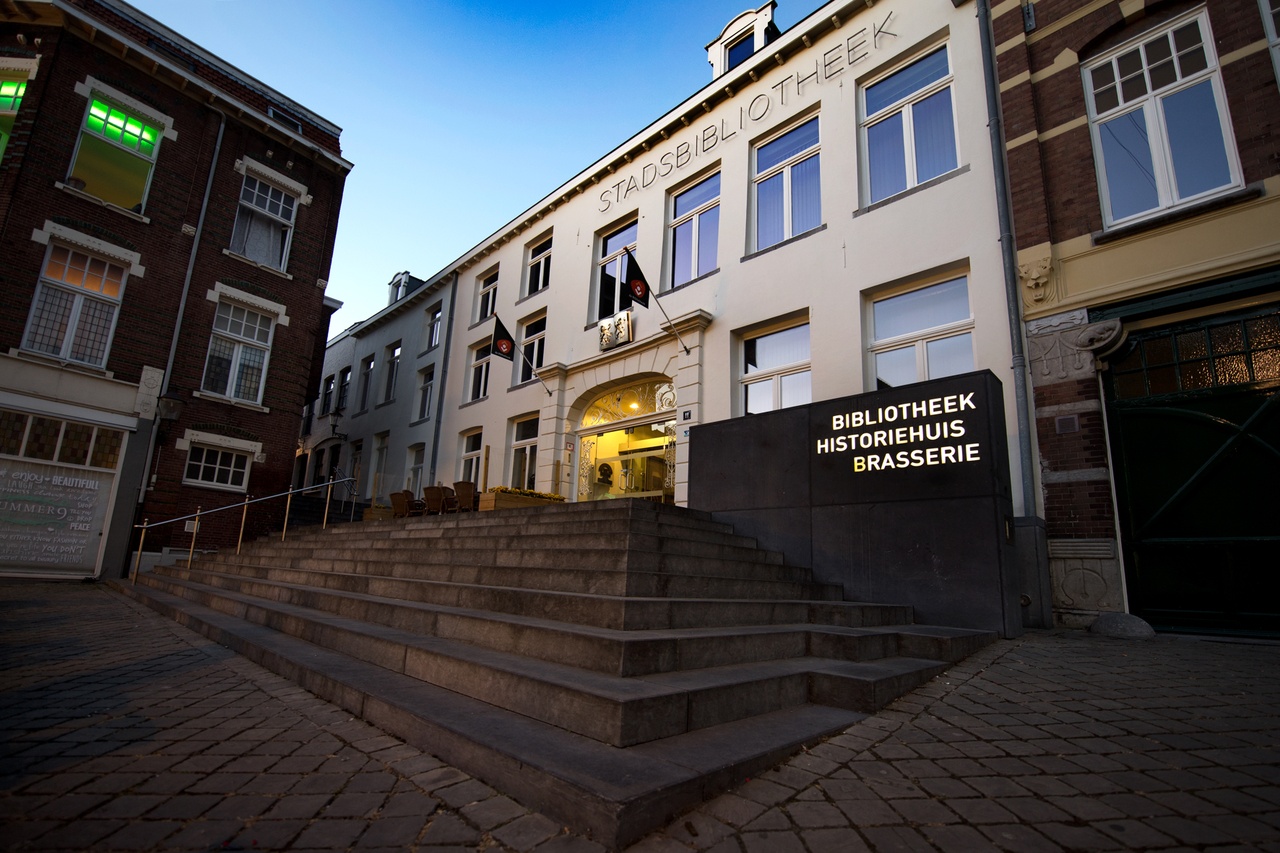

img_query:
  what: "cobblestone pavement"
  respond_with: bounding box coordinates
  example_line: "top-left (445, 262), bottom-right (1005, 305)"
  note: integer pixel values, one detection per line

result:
top-left (3, 582), bottom-right (1279, 852)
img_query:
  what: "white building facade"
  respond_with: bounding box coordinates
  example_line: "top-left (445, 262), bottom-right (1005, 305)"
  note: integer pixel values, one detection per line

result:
top-left (430, 0), bottom-right (1033, 517)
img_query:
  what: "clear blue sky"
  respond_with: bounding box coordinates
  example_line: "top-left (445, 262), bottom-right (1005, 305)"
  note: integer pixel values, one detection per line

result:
top-left (125, 0), bottom-right (806, 336)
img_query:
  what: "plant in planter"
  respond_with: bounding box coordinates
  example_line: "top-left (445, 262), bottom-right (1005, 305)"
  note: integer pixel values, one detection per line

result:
top-left (478, 486), bottom-right (567, 511)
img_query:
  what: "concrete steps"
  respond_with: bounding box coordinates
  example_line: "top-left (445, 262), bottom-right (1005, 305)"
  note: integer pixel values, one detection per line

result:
top-left (114, 498), bottom-right (994, 848)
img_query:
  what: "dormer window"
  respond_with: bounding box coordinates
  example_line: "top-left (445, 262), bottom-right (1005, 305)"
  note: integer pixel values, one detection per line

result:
top-left (707, 2), bottom-right (779, 78)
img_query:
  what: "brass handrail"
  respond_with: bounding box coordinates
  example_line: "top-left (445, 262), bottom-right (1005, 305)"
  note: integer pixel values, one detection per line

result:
top-left (130, 475), bottom-right (357, 584)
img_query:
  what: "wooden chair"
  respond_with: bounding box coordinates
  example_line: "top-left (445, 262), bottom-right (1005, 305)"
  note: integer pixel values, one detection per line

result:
top-left (389, 490), bottom-right (410, 518)
top-left (423, 486), bottom-right (445, 515)
top-left (440, 485), bottom-right (459, 513)
top-left (453, 481), bottom-right (478, 512)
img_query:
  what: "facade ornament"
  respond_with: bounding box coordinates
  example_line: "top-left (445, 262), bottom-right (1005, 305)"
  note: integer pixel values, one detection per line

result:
top-left (1027, 318), bottom-right (1123, 385)
top-left (1019, 256), bottom-right (1055, 305)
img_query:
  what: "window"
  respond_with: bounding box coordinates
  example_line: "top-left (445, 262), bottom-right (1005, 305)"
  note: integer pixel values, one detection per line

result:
top-left (358, 356), bottom-right (374, 410)
top-left (383, 343), bottom-right (401, 403)
top-left (416, 366), bottom-right (434, 421)
top-left (0, 75), bottom-right (25, 162)
top-left (336, 367), bottom-right (351, 410)
top-left (407, 443), bottom-right (426, 497)
top-left (1265, 0), bottom-right (1280, 85)
top-left (372, 432), bottom-right (389, 500)
top-left (320, 375), bottom-right (335, 414)
top-left (870, 276), bottom-right (974, 388)
top-left (597, 221), bottom-right (638, 321)
top-left (864, 46), bottom-right (958, 205)
top-left (527, 237), bottom-right (552, 296)
top-left (228, 158), bottom-right (308, 271)
top-left (727, 33), bottom-right (755, 71)
top-left (184, 444), bottom-right (251, 491)
top-left (427, 306), bottom-right (443, 349)
top-left (477, 271), bottom-right (498, 321)
top-left (511, 417), bottom-right (538, 490)
top-left (520, 316), bottom-right (546, 384)
top-left (671, 173), bottom-right (720, 287)
top-left (754, 117), bottom-right (821, 250)
top-left (23, 244), bottom-right (127, 367)
top-left (202, 300), bottom-right (274, 404)
top-left (1084, 11), bottom-right (1240, 227)
top-left (461, 430), bottom-right (483, 484)
top-left (742, 324), bottom-right (812, 414)
top-left (67, 80), bottom-right (172, 212)
top-left (1, 408), bottom-right (124, 470)
top-left (470, 341), bottom-right (492, 401)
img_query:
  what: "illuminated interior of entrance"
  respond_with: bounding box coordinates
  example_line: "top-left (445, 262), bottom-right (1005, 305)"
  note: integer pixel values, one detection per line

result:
top-left (578, 380), bottom-right (676, 503)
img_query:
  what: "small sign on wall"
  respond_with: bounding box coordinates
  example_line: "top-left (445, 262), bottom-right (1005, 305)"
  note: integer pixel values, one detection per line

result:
top-left (599, 310), bottom-right (633, 352)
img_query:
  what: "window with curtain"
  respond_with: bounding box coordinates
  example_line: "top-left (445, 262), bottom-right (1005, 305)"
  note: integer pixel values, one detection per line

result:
top-left (864, 46), bottom-right (958, 204)
top-left (671, 173), bottom-right (720, 287)
top-left (754, 117), bottom-right (821, 251)
top-left (1084, 10), bottom-right (1241, 227)
top-left (741, 323), bottom-right (812, 414)
top-left (231, 173), bottom-right (297, 270)
top-left (869, 276), bottom-right (974, 388)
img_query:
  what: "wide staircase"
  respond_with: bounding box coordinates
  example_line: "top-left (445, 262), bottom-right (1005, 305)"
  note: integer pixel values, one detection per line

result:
top-left (111, 499), bottom-right (994, 848)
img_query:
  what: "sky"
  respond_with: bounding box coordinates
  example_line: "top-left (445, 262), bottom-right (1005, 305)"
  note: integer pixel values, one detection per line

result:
top-left (125, 0), bottom-right (807, 337)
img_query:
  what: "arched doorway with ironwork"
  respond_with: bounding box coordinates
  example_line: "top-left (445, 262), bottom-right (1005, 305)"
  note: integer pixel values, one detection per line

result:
top-left (575, 378), bottom-right (677, 504)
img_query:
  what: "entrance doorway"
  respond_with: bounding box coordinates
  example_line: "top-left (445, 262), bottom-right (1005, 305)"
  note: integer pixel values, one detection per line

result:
top-left (576, 379), bottom-right (676, 504)
top-left (1104, 305), bottom-right (1280, 635)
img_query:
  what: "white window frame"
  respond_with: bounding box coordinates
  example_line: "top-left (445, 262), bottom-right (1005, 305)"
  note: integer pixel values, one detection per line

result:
top-left (477, 270), bottom-right (498, 322)
top-left (23, 223), bottom-right (142, 367)
top-left (229, 157), bottom-right (310, 272)
top-left (510, 416), bottom-right (538, 491)
top-left (670, 172), bottom-right (721, 287)
top-left (740, 322), bottom-right (812, 415)
top-left (1265, 0), bottom-right (1280, 86)
top-left (597, 221), bottom-right (638, 322)
top-left (336, 367), bottom-right (351, 410)
top-left (427, 306), bottom-right (443, 349)
top-left (460, 430), bottom-right (483, 484)
top-left (383, 342), bottom-right (401, 403)
top-left (470, 340), bottom-right (492, 402)
top-left (867, 275), bottom-right (974, 389)
top-left (320, 374), bottom-right (335, 414)
top-left (520, 315), bottom-right (546, 385)
top-left (753, 116), bottom-right (821, 251)
top-left (65, 77), bottom-right (175, 216)
top-left (1083, 9), bottom-right (1242, 228)
top-left (358, 355), bottom-right (375, 410)
top-left (200, 292), bottom-right (279, 406)
top-left (177, 429), bottom-right (262, 494)
top-left (862, 44), bottom-right (959, 205)
top-left (416, 366), bottom-right (435, 421)
top-left (526, 236), bottom-right (552, 296)
top-left (407, 443), bottom-right (426, 496)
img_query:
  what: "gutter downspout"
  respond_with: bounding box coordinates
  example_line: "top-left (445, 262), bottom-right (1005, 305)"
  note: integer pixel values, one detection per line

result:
top-left (976, 0), bottom-right (1036, 516)
top-left (427, 272), bottom-right (459, 486)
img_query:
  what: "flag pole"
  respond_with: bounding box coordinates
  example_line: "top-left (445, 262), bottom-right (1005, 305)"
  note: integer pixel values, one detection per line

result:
top-left (652, 295), bottom-right (690, 355)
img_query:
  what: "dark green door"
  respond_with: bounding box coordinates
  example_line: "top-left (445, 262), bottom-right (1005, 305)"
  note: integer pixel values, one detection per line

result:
top-left (1104, 306), bottom-right (1280, 635)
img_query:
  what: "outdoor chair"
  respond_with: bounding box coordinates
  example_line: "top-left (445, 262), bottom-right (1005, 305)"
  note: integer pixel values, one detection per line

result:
top-left (453, 481), bottom-right (478, 512)
top-left (440, 486), bottom-right (459, 513)
top-left (423, 486), bottom-right (445, 515)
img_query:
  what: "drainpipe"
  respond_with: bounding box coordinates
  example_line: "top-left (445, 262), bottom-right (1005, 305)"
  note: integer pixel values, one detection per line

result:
top-left (976, 0), bottom-right (1037, 517)
top-left (427, 272), bottom-right (459, 486)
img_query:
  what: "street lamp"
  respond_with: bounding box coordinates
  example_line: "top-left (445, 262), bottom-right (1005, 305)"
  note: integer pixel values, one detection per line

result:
top-left (326, 409), bottom-right (348, 441)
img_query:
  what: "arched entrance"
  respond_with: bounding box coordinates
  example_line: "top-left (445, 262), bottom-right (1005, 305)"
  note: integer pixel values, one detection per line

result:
top-left (576, 379), bottom-right (677, 503)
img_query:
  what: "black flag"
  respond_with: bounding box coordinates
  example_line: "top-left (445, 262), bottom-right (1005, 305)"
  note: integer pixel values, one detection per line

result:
top-left (492, 315), bottom-right (516, 360)
top-left (623, 247), bottom-right (650, 309)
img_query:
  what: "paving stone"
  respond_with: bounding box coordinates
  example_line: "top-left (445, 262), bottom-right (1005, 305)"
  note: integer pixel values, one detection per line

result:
top-left (461, 794), bottom-right (527, 830)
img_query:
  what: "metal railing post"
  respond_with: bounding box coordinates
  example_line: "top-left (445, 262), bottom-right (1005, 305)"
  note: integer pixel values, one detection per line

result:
top-left (187, 506), bottom-right (201, 567)
top-left (237, 494), bottom-right (250, 554)
top-left (131, 520), bottom-right (148, 585)
top-left (323, 473), bottom-right (334, 529)
top-left (282, 487), bottom-right (294, 542)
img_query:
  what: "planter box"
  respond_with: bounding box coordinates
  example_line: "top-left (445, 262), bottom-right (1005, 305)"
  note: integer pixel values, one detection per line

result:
top-left (478, 492), bottom-right (564, 512)
top-left (362, 507), bottom-right (395, 521)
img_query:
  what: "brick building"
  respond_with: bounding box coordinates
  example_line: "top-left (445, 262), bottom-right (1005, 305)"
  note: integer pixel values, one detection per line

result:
top-left (0, 0), bottom-right (350, 578)
top-left (995, 0), bottom-right (1280, 633)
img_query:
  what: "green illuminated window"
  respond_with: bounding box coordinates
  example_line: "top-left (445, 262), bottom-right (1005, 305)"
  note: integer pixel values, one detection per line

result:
top-left (0, 80), bottom-right (24, 112)
top-left (67, 93), bottom-right (167, 212)
top-left (84, 99), bottom-right (158, 156)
